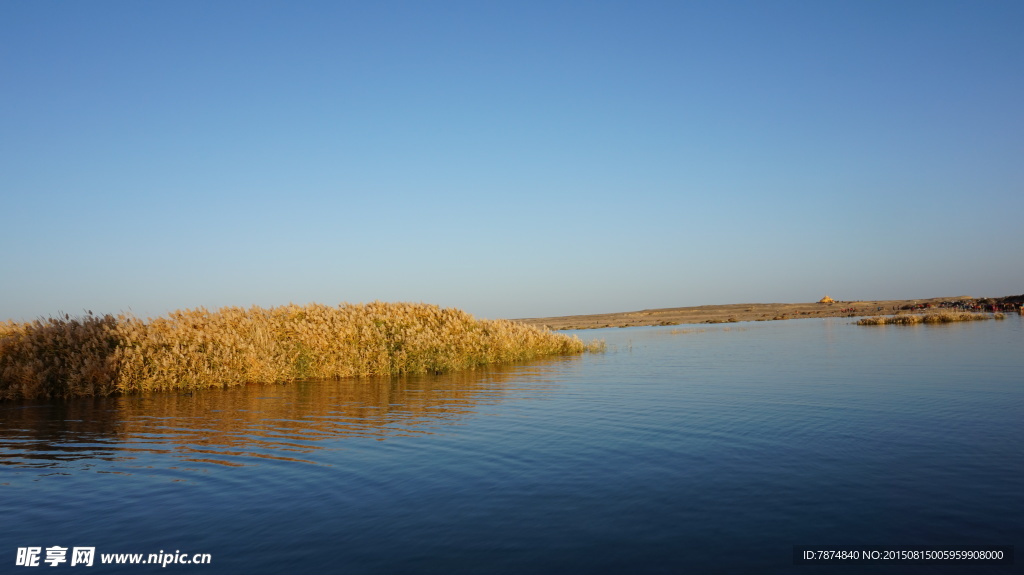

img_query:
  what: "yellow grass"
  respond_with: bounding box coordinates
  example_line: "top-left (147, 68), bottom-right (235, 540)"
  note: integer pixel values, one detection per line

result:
top-left (856, 312), bottom-right (1004, 326)
top-left (0, 302), bottom-right (604, 400)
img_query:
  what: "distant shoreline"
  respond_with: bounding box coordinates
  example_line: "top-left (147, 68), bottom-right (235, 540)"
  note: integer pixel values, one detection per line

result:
top-left (514, 295), bottom-right (1023, 330)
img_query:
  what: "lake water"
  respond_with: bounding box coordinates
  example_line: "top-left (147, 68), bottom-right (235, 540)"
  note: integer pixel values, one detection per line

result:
top-left (2, 317), bottom-right (1021, 573)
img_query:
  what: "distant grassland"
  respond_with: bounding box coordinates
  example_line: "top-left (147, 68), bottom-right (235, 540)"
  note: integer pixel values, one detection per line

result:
top-left (0, 302), bottom-right (603, 400)
top-left (856, 312), bottom-right (1004, 325)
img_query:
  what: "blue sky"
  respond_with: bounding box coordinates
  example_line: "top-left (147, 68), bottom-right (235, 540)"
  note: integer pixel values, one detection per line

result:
top-left (2, 0), bottom-right (1021, 322)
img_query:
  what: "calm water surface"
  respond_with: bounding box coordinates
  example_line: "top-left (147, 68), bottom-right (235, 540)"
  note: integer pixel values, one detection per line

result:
top-left (2, 317), bottom-right (1021, 573)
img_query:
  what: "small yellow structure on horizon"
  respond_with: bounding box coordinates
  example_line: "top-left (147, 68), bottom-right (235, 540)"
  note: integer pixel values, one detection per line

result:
top-left (818, 295), bottom-right (835, 304)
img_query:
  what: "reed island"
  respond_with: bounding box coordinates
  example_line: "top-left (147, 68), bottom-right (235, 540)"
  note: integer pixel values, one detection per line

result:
top-left (0, 302), bottom-right (602, 400)
top-left (855, 312), bottom-right (1004, 325)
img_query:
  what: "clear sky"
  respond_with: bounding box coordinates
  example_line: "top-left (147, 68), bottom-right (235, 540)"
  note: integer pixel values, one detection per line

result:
top-left (2, 0), bottom-right (1021, 322)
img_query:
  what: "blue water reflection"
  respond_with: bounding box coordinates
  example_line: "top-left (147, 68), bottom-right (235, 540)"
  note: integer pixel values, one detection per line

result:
top-left (2, 317), bottom-right (1021, 573)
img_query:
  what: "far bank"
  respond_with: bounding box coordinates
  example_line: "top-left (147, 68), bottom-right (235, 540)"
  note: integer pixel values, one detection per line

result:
top-left (514, 295), bottom-right (1023, 330)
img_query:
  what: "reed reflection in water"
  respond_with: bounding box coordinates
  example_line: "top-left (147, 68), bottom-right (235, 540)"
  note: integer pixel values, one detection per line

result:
top-left (0, 356), bottom-right (575, 478)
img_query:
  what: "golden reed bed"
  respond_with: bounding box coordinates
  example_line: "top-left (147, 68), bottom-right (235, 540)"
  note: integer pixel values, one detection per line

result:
top-left (856, 312), bottom-right (1005, 325)
top-left (0, 302), bottom-right (602, 400)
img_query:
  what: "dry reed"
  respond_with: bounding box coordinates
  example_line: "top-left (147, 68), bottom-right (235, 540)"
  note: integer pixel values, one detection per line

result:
top-left (1, 303), bottom-right (604, 400)
top-left (856, 312), bottom-right (1004, 326)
